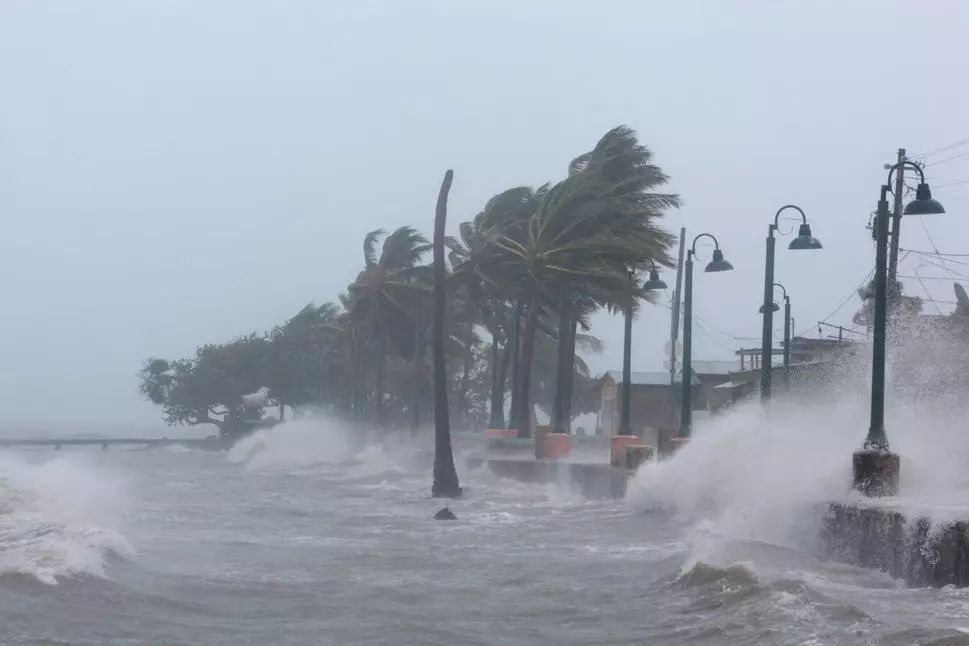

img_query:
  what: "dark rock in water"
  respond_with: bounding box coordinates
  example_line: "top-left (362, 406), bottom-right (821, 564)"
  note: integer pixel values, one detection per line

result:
top-left (434, 507), bottom-right (457, 520)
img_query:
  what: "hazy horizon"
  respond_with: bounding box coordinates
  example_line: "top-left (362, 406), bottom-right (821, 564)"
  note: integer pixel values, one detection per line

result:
top-left (3, 1), bottom-right (969, 429)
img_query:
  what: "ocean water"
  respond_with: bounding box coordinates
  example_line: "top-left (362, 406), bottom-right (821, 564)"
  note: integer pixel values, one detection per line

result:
top-left (3, 412), bottom-right (969, 645)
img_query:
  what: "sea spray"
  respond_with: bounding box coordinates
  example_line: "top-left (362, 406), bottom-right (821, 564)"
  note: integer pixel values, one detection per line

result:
top-left (0, 452), bottom-right (132, 584)
top-left (226, 417), bottom-right (355, 470)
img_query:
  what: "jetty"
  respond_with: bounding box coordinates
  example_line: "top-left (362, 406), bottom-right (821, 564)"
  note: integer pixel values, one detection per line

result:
top-left (0, 437), bottom-right (221, 450)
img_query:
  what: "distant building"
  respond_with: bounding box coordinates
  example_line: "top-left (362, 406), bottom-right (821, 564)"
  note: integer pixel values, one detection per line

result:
top-left (597, 338), bottom-right (857, 442)
top-left (597, 360), bottom-right (734, 438)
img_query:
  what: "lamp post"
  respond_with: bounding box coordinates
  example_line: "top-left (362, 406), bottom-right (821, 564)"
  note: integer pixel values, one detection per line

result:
top-left (761, 206), bottom-right (822, 403)
top-left (679, 235), bottom-right (734, 438)
top-left (759, 283), bottom-right (791, 388)
top-left (854, 161), bottom-right (945, 497)
top-left (618, 263), bottom-right (667, 435)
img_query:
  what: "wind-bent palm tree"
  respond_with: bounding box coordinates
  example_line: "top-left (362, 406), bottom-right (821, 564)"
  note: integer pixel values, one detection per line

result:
top-left (345, 226), bottom-right (431, 425)
top-left (488, 126), bottom-right (679, 435)
top-left (432, 170), bottom-right (461, 498)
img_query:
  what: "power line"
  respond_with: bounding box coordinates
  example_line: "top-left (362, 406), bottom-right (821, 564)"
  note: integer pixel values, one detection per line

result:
top-left (933, 179), bottom-right (969, 189)
top-left (898, 274), bottom-right (964, 281)
top-left (913, 138), bottom-right (969, 159)
top-left (912, 267), bottom-right (943, 314)
top-left (805, 266), bottom-right (875, 335)
top-left (901, 247), bottom-right (969, 258)
top-left (925, 150), bottom-right (969, 167)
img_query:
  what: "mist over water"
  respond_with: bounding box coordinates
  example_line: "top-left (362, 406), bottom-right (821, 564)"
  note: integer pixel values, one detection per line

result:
top-left (4, 329), bottom-right (969, 643)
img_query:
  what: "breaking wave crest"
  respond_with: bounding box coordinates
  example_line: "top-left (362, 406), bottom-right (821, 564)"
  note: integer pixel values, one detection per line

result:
top-left (0, 453), bottom-right (133, 585)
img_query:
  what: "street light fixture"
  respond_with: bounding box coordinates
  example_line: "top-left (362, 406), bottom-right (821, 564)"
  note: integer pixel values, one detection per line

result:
top-left (618, 263), bottom-right (667, 435)
top-left (679, 233), bottom-right (734, 437)
top-left (761, 206), bottom-right (822, 403)
top-left (855, 161), bottom-right (945, 497)
top-left (758, 283), bottom-right (792, 387)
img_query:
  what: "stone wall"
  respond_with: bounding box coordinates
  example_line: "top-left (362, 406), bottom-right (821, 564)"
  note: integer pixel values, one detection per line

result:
top-left (821, 503), bottom-right (969, 587)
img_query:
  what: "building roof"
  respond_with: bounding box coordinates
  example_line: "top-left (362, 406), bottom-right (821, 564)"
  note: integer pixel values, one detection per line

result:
top-left (602, 370), bottom-right (701, 386)
top-left (690, 360), bottom-right (738, 375)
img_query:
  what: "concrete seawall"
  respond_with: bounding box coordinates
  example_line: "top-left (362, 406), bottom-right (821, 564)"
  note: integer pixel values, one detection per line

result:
top-left (821, 502), bottom-right (969, 587)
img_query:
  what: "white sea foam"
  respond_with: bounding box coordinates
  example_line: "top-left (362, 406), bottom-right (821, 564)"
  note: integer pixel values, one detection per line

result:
top-left (0, 452), bottom-right (133, 585)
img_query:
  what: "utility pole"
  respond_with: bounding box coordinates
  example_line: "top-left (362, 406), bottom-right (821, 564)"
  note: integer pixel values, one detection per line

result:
top-left (668, 228), bottom-right (686, 387)
top-left (668, 228), bottom-right (686, 427)
top-left (887, 148), bottom-right (906, 292)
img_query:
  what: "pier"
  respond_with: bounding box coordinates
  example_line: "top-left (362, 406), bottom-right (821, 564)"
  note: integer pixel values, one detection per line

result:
top-left (0, 437), bottom-right (221, 451)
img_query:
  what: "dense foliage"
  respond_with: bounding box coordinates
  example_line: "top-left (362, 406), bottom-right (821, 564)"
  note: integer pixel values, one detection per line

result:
top-left (139, 126), bottom-right (679, 435)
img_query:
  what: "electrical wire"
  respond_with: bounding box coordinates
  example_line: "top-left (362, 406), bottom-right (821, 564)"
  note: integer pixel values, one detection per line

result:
top-left (933, 179), bottom-right (969, 189)
top-left (913, 138), bottom-right (969, 160)
top-left (925, 150), bottom-right (969, 167)
top-left (901, 247), bottom-right (969, 258)
top-left (912, 267), bottom-right (943, 314)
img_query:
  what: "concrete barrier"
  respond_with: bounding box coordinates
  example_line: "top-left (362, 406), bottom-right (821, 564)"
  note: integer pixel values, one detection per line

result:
top-left (821, 502), bottom-right (969, 587)
top-left (610, 435), bottom-right (641, 467)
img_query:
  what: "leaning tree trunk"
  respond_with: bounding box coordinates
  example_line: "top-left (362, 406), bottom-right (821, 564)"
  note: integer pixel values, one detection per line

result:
top-left (514, 294), bottom-right (538, 438)
top-left (431, 170), bottom-right (461, 498)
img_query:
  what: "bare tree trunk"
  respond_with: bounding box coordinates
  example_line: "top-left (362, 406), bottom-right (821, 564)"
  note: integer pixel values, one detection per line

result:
top-left (432, 170), bottom-right (461, 498)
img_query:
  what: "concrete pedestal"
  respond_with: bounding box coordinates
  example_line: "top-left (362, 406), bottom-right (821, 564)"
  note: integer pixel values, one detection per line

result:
top-left (610, 435), bottom-right (641, 467)
top-left (544, 433), bottom-right (572, 460)
top-left (624, 444), bottom-right (654, 471)
top-left (853, 450), bottom-right (900, 497)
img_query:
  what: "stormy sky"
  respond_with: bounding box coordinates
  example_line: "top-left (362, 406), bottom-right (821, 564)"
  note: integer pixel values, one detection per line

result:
top-left (2, 1), bottom-right (968, 431)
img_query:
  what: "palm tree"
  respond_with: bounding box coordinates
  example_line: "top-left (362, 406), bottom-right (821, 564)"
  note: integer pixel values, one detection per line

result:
top-left (432, 170), bottom-right (461, 498)
top-left (345, 226), bottom-right (431, 425)
top-left (447, 187), bottom-right (539, 429)
top-left (489, 126), bottom-right (679, 436)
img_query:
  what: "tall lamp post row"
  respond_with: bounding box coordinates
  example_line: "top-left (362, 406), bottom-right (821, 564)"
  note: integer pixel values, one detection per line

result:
top-left (760, 206), bottom-right (822, 403)
top-left (759, 282), bottom-right (792, 388)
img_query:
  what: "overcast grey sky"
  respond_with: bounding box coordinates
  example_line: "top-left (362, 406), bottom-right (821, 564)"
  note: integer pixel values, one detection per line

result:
top-left (3, 1), bottom-right (969, 430)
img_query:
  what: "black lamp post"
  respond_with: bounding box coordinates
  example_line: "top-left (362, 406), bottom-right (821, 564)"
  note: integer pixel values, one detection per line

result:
top-left (761, 206), bottom-right (822, 403)
top-left (679, 235), bottom-right (733, 438)
top-left (854, 161), bottom-right (944, 497)
top-left (618, 263), bottom-right (667, 435)
top-left (759, 282), bottom-right (791, 388)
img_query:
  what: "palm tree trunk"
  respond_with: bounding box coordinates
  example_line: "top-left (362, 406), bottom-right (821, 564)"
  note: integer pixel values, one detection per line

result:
top-left (506, 301), bottom-right (523, 432)
top-left (515, 293), bottom-right (538, 438)
top-left (488, 334), bottom-right (505, 428)
top-left (561, 309), bottom-right (579, 426)
top-left (351, 336), bottom-right (362, 422)
top-left (411, 325), bottom-right (426, 435)
top-left (375, 332), bottom-right (386, 426)
top-left (551, 292), bottom-right (572, 434)
top-left (278, 401), bottom-right (285, 422)
top-left (456, 325), bottom-right (474, 427)
top-left (432, 170), bottom-right (461, 498)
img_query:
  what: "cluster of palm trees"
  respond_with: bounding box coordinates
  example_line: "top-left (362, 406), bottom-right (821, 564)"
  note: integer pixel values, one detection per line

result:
top-left (342, 125), bottom-right (680, 437)
top-left (140, 125), bottom-right (680, 441)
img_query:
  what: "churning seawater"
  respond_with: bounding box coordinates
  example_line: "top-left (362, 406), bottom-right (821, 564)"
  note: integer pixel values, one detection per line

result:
top-left (3, 410), bottom-right (969, 645)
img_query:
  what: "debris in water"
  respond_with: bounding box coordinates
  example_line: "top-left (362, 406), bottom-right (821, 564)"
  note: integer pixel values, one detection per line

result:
top-left (434, 507), bottom-right (457, 520)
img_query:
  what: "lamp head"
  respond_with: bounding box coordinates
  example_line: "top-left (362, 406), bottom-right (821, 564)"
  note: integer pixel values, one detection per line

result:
top-left (788, 223), bottom-right (823, 250)
top-left (642, 268), bottom-right (668, 291)
top-left (705, 249), bottom-right (734, 272)
top-left (758, 302), bottom-right (781, 313)
top-left (903, 183), bottom-right (945, 215)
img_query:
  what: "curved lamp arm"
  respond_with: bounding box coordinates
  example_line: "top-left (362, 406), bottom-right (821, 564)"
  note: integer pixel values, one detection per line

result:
top-left (886, 160), bottom-right (926, 187)
top-left (691, 232), bottom-right (720, 255)
top-left (773, 204), bottom-right (807, 229)
top-left (772, 282), bottom-right (787, 299)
